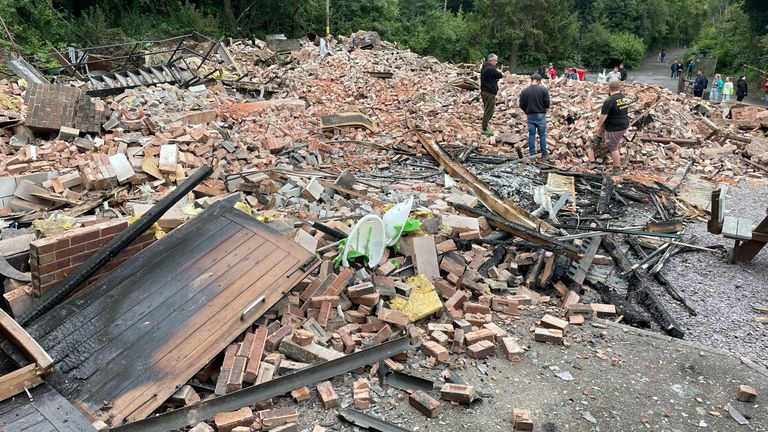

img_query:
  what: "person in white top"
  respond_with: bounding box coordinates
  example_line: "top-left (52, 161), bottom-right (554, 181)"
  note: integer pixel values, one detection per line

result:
top-left (722, 76), bottom-right (734, 101)
top-left (597, 69), bottom-right (607, 83)
top-left (607, 66), bottom-right (621, 82)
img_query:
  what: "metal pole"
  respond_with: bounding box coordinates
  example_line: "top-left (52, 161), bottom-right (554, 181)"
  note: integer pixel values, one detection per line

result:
top-left (326, 0), bottom-right (330, 35)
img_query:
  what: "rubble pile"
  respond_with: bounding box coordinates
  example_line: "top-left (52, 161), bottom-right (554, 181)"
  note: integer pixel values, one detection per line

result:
top-left (0, 32), bottom-right (765, 432)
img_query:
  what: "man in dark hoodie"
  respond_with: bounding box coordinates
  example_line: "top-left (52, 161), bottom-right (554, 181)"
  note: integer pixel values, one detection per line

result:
top-left (480, 54), bottom-right (503, 135)
top-left (519, 73), bottom-right (551, 157)
top-left (693, 71), bottom-right (708, 98)
top-left (736, 76), bottom-right (748, 101)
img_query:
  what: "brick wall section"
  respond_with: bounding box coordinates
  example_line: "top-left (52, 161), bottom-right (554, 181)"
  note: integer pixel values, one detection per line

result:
top-left (23, 83), bottom-right (110, 133)
top-left (29, 219), bottom-right (156, 297)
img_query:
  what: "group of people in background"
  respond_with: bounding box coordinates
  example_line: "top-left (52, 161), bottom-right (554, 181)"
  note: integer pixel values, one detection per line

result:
top-left (478, 52), bottom-right (768, 173)
top-left (480, 54), bottom-right (629, 172)
top-left (596, 65), bottom-right (627, 83)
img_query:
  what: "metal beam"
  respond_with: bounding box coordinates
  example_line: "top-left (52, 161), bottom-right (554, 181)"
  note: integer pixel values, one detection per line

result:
top-left (111, 337), bottom-right (419, 432)
top-left (338, 409), bottom-right (412, 432)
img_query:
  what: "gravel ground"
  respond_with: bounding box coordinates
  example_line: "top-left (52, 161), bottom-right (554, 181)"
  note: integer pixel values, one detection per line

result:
top-left (644, 182), bottom-right (768, 368)
top-left (289, 315), bottom-right (768, 431)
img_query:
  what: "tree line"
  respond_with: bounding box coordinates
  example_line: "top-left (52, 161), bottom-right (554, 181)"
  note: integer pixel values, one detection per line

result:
top-left (0, 0), bottom-right (765, 76)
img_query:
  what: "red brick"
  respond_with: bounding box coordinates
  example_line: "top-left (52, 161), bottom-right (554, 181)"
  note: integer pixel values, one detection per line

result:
top-left (291, 386), bottom-right (311, 402)
top-left (737, 385), bottom-right (758, 402)
top-left (422, 341), bottom-right (448, 362)
top-left (325, 267), bottom-right (353, 296)
top-left (316, 381), bottom-right (339, 408)
top-left (467, 340), bottom-right (495, 359)
top-left (265, 324), bottom-right (294, 352)
top-left (244, 326), bottom-right (268, 384)
top-left (409, 390), bottom-right (443, 418)
top-left (440, 383), bottom-right (475, 403)
top-left (70, 228), bottom-right (101, 244)
top-left (99, 221), bottom-right (128, 236)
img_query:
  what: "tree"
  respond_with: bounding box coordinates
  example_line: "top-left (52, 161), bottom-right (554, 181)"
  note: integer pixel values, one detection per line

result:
top-left (473, 0), bottom-right (579, 70)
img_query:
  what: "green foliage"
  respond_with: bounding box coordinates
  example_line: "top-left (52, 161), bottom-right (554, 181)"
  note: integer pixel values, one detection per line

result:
top-left (609, 32), bottom-right (645, 69)
top-left (0, 0), bottom-right (66, 62)
top-left (693, 0), bottom-right (767, 78)
top-left (0, 0), bottom-right (726, 72)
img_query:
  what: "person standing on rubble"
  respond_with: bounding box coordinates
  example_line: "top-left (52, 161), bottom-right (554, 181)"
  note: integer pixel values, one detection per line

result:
top-left (736, 76), bottom-right (748, 101)
top-left (693, 71), bottom-right (708, 98)
top-left (519, 73), bottom-right (551, 158)
top-left (546, 63), bottom-right (557, 79)
top-left (619, 63), bottom-right (628, 81)
top-left (480, 54), bottom-right (504, 135)
top-left (595, 81), bottom-right (629, 172)
top-left (597, 69), bottom-right (607, 83)
top-left (710, 74), bottom-right (724, 101)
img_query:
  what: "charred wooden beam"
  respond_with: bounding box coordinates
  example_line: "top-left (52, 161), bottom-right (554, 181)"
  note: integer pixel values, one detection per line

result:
top-left (596, 175), bottom-right (614, 215)
top-left (478, 246), bottom-right (506, 277)
top-left (453, 203), bottom-right (582, 260)
top-left (586, 279), bottom-right (651, 328)
top-left (602, 235), bottom-right (684, 338)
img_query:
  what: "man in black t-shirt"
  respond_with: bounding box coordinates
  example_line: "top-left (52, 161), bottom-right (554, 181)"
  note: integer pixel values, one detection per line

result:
top-left (596, 81), bottom-right (629, 172)
top-left (480, 54), bottom-right (503, 135)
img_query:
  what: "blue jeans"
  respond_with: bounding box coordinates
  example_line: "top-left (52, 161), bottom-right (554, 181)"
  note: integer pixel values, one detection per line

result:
top-left (527, 113), bottom-right (548, 156)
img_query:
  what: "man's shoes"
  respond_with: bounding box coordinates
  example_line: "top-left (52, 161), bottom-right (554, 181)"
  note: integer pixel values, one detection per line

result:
top-left (481, 129), bottom-right (495, 135)
top-left (610, 166), bottom-right (622, 174)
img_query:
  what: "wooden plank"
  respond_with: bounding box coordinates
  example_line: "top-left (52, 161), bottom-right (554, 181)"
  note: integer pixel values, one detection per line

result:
top-left (22, 202), bottom-right (316, 427)
top-left (114, 254), bottom-right (306, 423)
top-left (410, 235), bottom-right (440, 278)
top-left (25, 207), bottom-right (229, 343)
top-left (32, 385), bottom-right (95, 432)
top-left (0, 364), bottom-right (44, 402)
top-left (49, 230), bottom-right (259, 389)
top-left (735, 218), bottom-right (753, 240)
top-left (571, 235), bottom-right (602, 285)
top-left (417, 132), bottom-right (553, 232)
top-left (0, 309), bottom-right (52, 372)
top-left (0, 385), bottom-right (92, 432)
top-left (61, 239), bottom-right (278, 404)
top-left (34, 218), bottom-right (243, 362)
top-left (722, 216), bottom-right (739, 238)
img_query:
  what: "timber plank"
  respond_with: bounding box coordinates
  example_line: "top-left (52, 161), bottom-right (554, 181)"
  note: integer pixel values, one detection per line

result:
top-left (66, 241), bottom-right (279, 404)
top-left (114, 253), bottom-right (302, 422)
top-left (51, 230), bottom-right (260, 392)
top-left (0, 384), bottom-right (93, 432)
top-left (41, 222), bottom-right (245, 364)
top-left (26, 207), bottom-right (229, 342)
top-left (27, 201), bottom-right (314, 427)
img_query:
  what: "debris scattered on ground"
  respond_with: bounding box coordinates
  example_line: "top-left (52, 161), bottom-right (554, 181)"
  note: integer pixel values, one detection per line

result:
top-left (0, 30), bottom-right (765, 432)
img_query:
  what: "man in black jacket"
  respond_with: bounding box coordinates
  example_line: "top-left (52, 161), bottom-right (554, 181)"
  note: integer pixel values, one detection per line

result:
top-left (480, 54), bottom-right (503, 135)
top-left (736, 76), bottom-right (748, 102)
top-left (519, 73), bottom-right (551, 157)
top-left (693, 71), bottom-right (708, 98)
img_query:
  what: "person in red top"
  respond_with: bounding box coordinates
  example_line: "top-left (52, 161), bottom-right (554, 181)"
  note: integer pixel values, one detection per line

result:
top-left (546, 63), bottom-right (557, 79)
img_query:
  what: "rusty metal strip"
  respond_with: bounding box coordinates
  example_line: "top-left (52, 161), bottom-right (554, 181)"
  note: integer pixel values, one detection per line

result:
top-left (415, 131), bottom-right (552, 232)
top-left (111, 337), bottom-right (419, 432)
